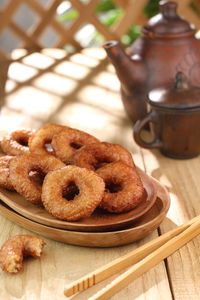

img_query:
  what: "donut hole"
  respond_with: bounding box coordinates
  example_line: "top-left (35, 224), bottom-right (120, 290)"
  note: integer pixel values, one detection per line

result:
top-left (29, 168), bottom-right (46, 186)
top-left (70, 142), bottom-right (82, 150)
top-left (62, 181), bottom-right (80, 200)
top-left (94, 158), bottom-right (113, 170)
top-left (16, 137), bottom-right (28, 147)
top-left (44, 140), bottom-right (54, 153)
top-left (105, 180), bottom-right (123, 193)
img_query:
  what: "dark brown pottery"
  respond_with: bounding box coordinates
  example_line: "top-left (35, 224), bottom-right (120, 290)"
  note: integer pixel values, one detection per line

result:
top-left (133, 72), bottom-right (200, 159)
top-left (103, 1), bottom-right (200, 123)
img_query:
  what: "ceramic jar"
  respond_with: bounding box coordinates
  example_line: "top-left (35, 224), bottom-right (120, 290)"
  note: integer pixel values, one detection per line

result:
top-left (133, 72), bottom-right (200, 159)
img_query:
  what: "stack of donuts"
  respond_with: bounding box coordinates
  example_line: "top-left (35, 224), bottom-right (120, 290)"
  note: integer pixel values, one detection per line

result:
top-left (0, 123), bottom-right (145, 221)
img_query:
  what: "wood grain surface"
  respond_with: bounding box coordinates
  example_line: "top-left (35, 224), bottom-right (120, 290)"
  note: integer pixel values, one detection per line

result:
top-left (0, 48), bottom-right (199, 299)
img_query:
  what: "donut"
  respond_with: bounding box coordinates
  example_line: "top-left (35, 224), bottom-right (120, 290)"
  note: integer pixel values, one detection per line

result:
top-left (28, 123), bottom-right (67, 155)
top-left (96, 161), bottom-right (145, 213)
top-left (0, 155), bottom-right (14, 190)
top-left (51, 128), bottom-right (99, 164)
top-left (9, 154), bottom-right (65, 205)
top-left (0, 129), bottom-right (34, 156)
top-left (0, 235), bottom-right (45, 273)
top-left (42, 166), bottom-right (105, 221)
top-left (71, 142), bottom-right (135, 171)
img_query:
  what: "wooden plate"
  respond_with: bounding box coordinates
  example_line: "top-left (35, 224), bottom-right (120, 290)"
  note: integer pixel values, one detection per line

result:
top-left (0, 169), bottom-right (157, 232)
top-left (0, 177), bottom-right (170, 247)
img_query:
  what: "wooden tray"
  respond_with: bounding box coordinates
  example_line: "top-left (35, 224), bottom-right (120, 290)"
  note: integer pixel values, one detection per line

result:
top-left (0, 169), bottom-right (157, 232)
top-left (0, 177), bottom-right (170, 247)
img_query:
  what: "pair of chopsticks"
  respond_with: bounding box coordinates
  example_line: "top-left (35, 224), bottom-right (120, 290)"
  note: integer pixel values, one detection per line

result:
top-left (64, 215), bottom-right (200, 300)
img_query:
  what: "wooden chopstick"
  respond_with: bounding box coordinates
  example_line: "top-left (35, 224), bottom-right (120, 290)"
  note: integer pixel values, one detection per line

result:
top-left (64, 215), bottom-right (200, 298)
top-left (87, 217), bottom-right (200, 300)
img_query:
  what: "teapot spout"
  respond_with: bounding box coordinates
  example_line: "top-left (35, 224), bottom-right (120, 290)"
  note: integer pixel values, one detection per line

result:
top-left (103, 41), bottom-right (144, 95)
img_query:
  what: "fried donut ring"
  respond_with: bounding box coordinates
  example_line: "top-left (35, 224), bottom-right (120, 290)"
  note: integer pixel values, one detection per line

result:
top-left (0, 235), bottom-right (45, 273)
top-left (28, 123), bottom-right (67, 155)
top-left (42, 166), bottom-right (105, 221)
top-left (0, 155), bottom-right (14, 190)
top-left (52, 128), bottom-right (99, 164)
top-left (71, 142), bottom-right (135, 171)
top-left (0, 129), bottom-right (34, 156)
top-left (0, 155), bottom-right (44, 190)
top-left (96, 161), bottom-right (145, 213)
top-left (9, 153), bottom-right (65, 205)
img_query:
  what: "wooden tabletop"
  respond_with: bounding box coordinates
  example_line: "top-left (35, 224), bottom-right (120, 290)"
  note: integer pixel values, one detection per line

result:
top-left (0, 48), bottom-right (200, 300)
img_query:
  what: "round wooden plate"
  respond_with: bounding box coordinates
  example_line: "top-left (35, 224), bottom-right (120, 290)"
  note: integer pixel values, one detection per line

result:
top-left (0, 177), bottom-right (170, 247)
top-left (0, 169), bottom-right (157, 232)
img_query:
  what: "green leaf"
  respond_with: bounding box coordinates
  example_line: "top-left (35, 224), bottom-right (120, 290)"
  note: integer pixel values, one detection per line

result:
top-left (143, 0), bottom-right (160, 18)
top-left (121, 25), bottom-right (141, 46)
top-left (57, 9), bottom-right (79, 23)
top-left (95, 0), bottom-right (116, 13)
top-left (99, 9), bottom-right (123, 27)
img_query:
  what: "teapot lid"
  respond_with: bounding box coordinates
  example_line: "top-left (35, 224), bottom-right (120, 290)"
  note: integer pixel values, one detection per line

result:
top-left (148, 72), bottom-right (200, 110)
top-left (142, 1), bottom-right (195, 37)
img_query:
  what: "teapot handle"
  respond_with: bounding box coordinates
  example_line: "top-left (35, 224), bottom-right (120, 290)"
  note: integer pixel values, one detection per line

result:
top-left (133, 111), bottom-right (163, 149)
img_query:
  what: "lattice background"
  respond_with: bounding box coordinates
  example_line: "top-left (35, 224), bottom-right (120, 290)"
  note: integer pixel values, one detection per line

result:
top-left (0, 0), bottom-right (200, 62)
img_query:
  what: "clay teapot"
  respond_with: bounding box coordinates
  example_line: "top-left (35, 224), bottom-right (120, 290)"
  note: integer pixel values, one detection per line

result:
top-left (103, 1), bottom-right (200, 123)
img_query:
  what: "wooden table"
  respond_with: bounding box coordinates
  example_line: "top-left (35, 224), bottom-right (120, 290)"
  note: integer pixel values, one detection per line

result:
top-left (0, 48), bottom-right (200, 300)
